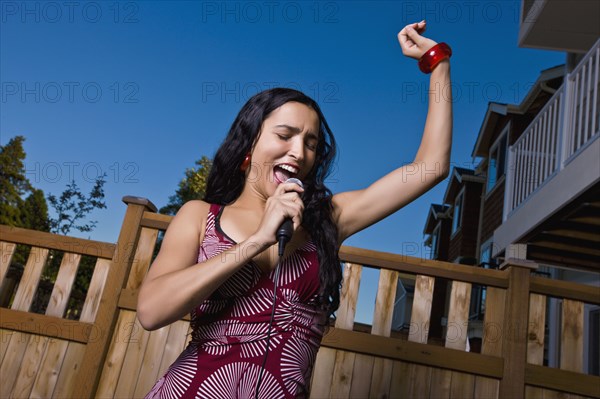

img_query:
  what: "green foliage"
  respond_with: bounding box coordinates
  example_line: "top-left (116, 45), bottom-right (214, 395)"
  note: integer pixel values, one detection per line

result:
top-left (0, 136), bottom-right (35, 227)
top-left (21, 189), bottom-right (50, 232)
top-left (47, 175), bottom-right (107, 235)
top-left (159, 156), bottom-right (212, 215)
top-left (0, 137), bottom-right (49, 266)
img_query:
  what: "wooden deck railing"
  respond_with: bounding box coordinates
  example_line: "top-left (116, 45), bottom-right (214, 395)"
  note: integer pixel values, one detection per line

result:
top-left (504, 37), bottom-right (600, 220)
top-left (1, 196), bottom-right (598, 398)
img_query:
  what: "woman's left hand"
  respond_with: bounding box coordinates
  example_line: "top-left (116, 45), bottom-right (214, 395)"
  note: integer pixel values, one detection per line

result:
top-left (397, 20), bottom-right (437, 60)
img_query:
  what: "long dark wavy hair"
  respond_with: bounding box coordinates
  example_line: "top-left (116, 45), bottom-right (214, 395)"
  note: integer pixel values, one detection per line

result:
top-left (204, 88), bottom-right (341, 319)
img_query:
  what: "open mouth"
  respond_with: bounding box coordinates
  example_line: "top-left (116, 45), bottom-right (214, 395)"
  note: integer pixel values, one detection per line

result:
top-left (273, 164), bottom-right (299, 184)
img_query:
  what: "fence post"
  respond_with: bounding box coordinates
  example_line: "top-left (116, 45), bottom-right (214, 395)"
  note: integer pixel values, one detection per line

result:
top-left (498, 244), bottom-right (538, 398)
top-left (72, 196), bottom-right (157, 399)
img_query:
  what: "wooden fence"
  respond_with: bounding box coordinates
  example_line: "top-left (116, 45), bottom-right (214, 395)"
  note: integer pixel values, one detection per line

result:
top-left (0, 196), bottom-right (598, 398)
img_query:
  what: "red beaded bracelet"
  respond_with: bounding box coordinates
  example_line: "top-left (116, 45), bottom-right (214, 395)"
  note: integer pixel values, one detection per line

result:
top-left (418, 42), bottom-right (452, 74)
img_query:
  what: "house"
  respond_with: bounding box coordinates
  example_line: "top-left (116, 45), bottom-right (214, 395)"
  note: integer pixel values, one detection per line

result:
top-left (423, 203), bottom-right (450, 262)
top-left (504, 0), bottom-right (600, 373)
top-left (442, 168), bottom-right (485, 266)
top-left (423, 0), bottom-right (600, 373)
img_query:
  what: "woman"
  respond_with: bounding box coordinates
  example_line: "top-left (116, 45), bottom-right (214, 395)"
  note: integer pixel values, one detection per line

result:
top-left (138, 20), bottom-right (452, 398)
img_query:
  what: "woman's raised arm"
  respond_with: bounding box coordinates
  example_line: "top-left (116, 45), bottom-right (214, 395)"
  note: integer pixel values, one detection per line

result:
top-left (333, 21), bottom-right (452, 242)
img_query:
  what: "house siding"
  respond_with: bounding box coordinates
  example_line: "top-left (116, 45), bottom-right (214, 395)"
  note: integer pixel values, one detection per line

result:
top-left (480, 181), bottom-right (505, 245)
top-left (436, 218), bottom-right (452, 261)
top-left (478, 117), bottom-right (512, 247)
top-left (448, 181), bottom-right (483, 262)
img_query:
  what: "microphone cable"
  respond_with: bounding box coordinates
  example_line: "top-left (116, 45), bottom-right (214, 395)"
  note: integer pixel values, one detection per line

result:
top-left (256, 178), bottom-right (301, 398)
top-left (254, 255), bottom-right (282, 399)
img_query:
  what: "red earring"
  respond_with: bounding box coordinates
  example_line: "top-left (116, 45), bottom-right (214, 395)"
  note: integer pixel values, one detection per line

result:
top-left (240, 153), bottom-right (251, 171)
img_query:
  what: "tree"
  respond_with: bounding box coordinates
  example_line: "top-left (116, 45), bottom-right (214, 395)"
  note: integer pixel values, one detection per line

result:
top-left (21, 189), bottom-right (50, 232)
top-left (0, 136), bottom-right (33, 227)
top-left (160, 156), bottom-right (212, 215)
top-left (47, 175), bottom-right (107, 235)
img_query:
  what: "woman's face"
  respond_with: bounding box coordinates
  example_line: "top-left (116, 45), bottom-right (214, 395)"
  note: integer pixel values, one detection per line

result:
top-left (247, 101), bottom-right (320, 196)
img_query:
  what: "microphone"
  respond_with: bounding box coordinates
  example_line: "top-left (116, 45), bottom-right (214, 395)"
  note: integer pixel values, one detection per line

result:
top-left (276, 178), bottom-right (303, 257)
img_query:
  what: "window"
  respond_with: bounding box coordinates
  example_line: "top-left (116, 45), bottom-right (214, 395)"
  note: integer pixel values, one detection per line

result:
top-left (480, 240), bottom-right (493, 267)
top-left (486, 125), bottom-right (509, 193)
top-left (451, 189), bottom-right (464, 235)
top-left (471, 240), bottom-right (495, 319)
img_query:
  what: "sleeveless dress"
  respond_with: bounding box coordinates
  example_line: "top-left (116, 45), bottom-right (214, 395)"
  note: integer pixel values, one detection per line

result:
top-left (145, 204), bottom-right (327, 399)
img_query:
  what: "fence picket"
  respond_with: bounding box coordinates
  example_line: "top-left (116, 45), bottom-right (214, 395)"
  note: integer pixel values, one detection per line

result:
top-left (368, 269), bottom-right (398, 398)
top-left (134, 324), bottom-right (171, 397)
top-left (0, 241), bottom-right (16, 285)
top-left (12, 247), bottom-right (49, 311)
top-left (0, 247), bottom-right (49, 397)
top-left (113, 314), bottom-right (151, 398)
top-left (126, 227), bottom-right (159, 290)
top-left (157, 320), bottom-right (192, 378)
top-left (14, 252), bottom-right (82, 398)
top-left (561, 299), bottom-right (584, 372)
top-left (46, 252), bottom-right (81, 318)
top-left (407, 275), bottom-right (435, 398)
top-left (330, 262), bottom-right (362, 398)
top-left (30, 337), bottom-right (69, 398)
top-left (444, 281), bottom-right (472, 398)
top-left (95, 310), bottom-right (139, 398)
top-left (51, 342), bottom-right (86, 398)
top-left (525, 293), bottom-right (546, 398)
top-left (11, 336), bottom-right (49, 398)
top-left (80, 258), bottom-right (111, 322)
top-left (0, 329), bottom-right (12, 363)
top-left (349, 354), bottom-right (374, 398)
top-left (389, 360), bottom-right (411, 398)
top-left (473, 287), bottom-right (505, 398)
top-left (310, 347), bottom-right (337, 398)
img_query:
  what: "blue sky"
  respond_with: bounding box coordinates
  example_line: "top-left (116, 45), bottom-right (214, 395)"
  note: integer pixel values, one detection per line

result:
top-left (1, 1), bottom-right (565, 324)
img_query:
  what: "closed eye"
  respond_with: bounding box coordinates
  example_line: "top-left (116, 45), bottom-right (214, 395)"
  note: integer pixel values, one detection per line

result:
top-left (305, 140), bottom-right (317, 151)
top-left (306, 132), bottom-right (319, 151)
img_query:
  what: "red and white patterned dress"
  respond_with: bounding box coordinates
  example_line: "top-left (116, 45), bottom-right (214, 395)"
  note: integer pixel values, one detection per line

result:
top-left (145, 204), bottom-right (327, 399)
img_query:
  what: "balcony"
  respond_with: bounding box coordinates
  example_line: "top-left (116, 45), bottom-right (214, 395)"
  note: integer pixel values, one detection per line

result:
top-left (519, 0), bottom-right (600, 53)
top-left (494, 39), bottom-right (600, 265)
